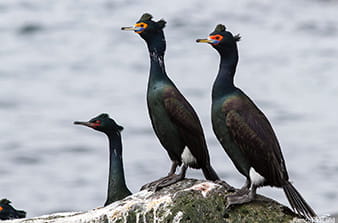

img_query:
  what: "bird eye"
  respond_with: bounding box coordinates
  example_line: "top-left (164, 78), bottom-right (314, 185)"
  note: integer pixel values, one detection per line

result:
top-left (135, 22), bottom-right (148, 33)
top-left (95, 120), bottom-right (101, 124)
top-left (0, 206), bottom-right (3, 211)
top-left (209, 34), bottom-right (224, 44)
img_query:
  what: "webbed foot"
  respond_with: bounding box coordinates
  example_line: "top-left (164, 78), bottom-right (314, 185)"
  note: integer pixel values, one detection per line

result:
top-left (225, 186), bottom-right (256, 209)
top-left (140, 175), bottom-right (174, 191)
top-left (154, 173), bottom-right (185, 191)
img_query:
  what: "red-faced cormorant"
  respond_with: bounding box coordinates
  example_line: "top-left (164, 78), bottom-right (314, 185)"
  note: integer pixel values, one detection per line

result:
top-left (122, 14), bottom-right (232, 191)
top-left (0, 199), bottom-right (26, 220)
top-left (197, 24), bottom-right (316, 220)
top-left (74, 113), bottom-right (131, 206)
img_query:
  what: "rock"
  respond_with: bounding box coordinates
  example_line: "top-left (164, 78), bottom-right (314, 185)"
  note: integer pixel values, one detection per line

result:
top-left (5, 179), bottom-right (307, 223)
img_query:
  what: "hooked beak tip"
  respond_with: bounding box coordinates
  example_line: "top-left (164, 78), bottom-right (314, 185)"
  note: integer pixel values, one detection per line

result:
top-left (196, 38), bottom-right (212, 43)
top-left (74, 121), bottom-right (90, 126)
top-left (121, 26), bottom-right (136, 31)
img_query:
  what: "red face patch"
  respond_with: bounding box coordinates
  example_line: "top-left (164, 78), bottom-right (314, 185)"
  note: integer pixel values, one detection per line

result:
top-left (92, 120), bottom-right (101, 127)
top-left (209, 34), bottom-right (224, 45)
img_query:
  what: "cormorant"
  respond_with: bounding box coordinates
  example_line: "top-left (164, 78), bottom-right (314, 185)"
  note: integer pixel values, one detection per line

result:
top-left (74, 113), bottom-right (131, 206)
top-left (196, 24), bottom-right (316, 220)
top-left (0, 199), bottom-right (26, 220)
top-left (122, 13), bottom-right (232, 191)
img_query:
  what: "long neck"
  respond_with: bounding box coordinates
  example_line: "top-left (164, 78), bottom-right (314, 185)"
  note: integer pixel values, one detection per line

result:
top-left (105, 132), bottom-right (131, 205)
top-left (212, 47), bottom-right (239, 99)
top-left (145, 32), bottom-right (170, 85)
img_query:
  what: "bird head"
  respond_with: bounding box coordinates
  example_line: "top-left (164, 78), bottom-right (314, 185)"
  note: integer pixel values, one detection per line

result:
top-left (74, 113), bottom-right (123, 135)
top-left (121, 13), bottom-right (166, 41)
top-left (196, 24), bottom-right (240, 53)
top-left (0, 199), bottom-right (26, 220)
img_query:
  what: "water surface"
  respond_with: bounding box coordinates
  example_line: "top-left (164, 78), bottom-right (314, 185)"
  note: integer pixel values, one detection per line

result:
top-left (0, 0), bottom-right (337, 217)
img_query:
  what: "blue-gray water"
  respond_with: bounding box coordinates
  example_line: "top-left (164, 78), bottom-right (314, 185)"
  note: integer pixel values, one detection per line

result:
top-left (1, 0), bottom-right (337, 218)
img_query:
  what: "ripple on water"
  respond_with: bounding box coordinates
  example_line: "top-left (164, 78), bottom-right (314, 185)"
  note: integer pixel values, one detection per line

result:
top-left (17, 23), bottom-right (44, 35)
top-left (273, 109), bottom-right (304, 124)
top-left (297, 21), bottom-right (338, 37)
top-left (0, 100), bottom-right (18, 109)
top-left (61, 146), bottom-right (93, 154)
top-left (13, 155), bottom-right (41, 165)
top-left (1, 0), bottom-right (338, 217)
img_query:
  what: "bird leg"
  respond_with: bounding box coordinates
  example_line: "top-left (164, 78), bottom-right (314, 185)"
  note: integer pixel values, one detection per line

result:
top-left (168, 160), bottom-right (179, 175)
top-left (236, 178), bottom-right (251, 195)
top-left (225, 184), bottom-right (257, 209)
top-left (215, 180), bottom-right (236, 192)
top-left (154, 165), bottom-right (188, 191)
top-left (140, 161), bottom-right (179, 191)
top-left (220, 178), bottom-right (249, 197)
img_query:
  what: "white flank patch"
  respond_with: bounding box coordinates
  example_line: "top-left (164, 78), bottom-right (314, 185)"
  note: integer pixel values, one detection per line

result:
top-left (181, 147), bottom-right (197, 165)
top-left (249, 167), bottom-right (265, 186)
top-left (185, 182), bottom-right (218, 197)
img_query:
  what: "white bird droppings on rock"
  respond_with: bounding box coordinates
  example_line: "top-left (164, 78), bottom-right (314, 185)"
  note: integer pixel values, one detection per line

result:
top-left (184, 182), bottom-right (219, 197)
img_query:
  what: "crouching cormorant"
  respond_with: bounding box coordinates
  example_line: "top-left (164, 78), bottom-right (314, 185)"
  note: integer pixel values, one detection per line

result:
top-left (0, 199), bottom-right (26, 220)
top-left (74, 113), bottom-right (131, 206)
top-left (122, 13), bottom-right (232, 191)
top-left (197, 24), bottom-right (316, 220)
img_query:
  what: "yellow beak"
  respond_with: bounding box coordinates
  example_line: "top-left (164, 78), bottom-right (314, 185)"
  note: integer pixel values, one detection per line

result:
top-left (196, 38), bottom-right (215, 43)
top-left (121, 26), bottom-right (138, 31)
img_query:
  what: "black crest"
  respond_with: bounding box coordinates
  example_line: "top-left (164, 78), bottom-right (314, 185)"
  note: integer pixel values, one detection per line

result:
top-left (157, 19), bottom-right (166, 29)
top-left (116, 124), bottom-right (124, 131)
top-left (234, 34), bottom-right (241, 42)
top-left (139, 13), bottom-right (166, 29)
top-left (0, 199), bottom-right (11, 205)
top-left (98, 113), bottom-right (109, 119)
top-left (213, 24), bottom-right (241, 42)
top-left (140, 13), bottom-right (153, 21)
top-left (214, 24), bottom-right (226, 32)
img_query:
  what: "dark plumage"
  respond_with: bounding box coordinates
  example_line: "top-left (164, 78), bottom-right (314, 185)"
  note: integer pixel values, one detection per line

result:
top-left (197, 24), bottom-right (316, 220)
top-left (0, 199), bottom-right (26, 220)
top-left (74, 113), bottom-right (131, 206)
top-left (122, 14), bottom-right (232, 190)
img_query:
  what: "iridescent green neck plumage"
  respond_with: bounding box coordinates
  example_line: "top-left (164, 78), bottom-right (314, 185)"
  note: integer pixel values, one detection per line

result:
top-left (146, 32), bottom-right (166, 57)
top-left (105, 133), bottom-right (131, 206)
top-left (145, 31), bottom-right (172, 86)
top-left (212, 45), bottom-right (239, 99)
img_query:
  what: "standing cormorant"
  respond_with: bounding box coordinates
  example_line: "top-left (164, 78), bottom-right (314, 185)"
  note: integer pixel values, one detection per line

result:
top-left (74, 113), bottom-right (131, 206)
top-left (122, 13), bottom-right (232, 190)
top-left (196, 24), bottom-right (316, 220)
top-left (0, 199), bottom-right (26, 220)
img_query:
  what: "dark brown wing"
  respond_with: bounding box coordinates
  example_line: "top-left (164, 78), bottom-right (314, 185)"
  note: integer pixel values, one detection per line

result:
top-left (226, 105), bottom-right (289, 186)
top-left (163, 88), bottom-right (208, 167)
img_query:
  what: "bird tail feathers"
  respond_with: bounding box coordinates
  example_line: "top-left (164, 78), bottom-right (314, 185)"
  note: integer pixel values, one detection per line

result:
top-left (282, 182), bottom-right (316, 221)
top-left (202, 164), bottom-right (220, 181)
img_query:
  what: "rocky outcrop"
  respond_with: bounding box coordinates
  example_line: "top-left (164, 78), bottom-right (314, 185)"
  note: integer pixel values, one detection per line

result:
top-left (5, 179), bottom-right (308, 223)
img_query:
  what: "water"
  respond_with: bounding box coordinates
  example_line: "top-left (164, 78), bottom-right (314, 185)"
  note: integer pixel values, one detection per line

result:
top-left (0, 0), bottom-right (337, 218)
